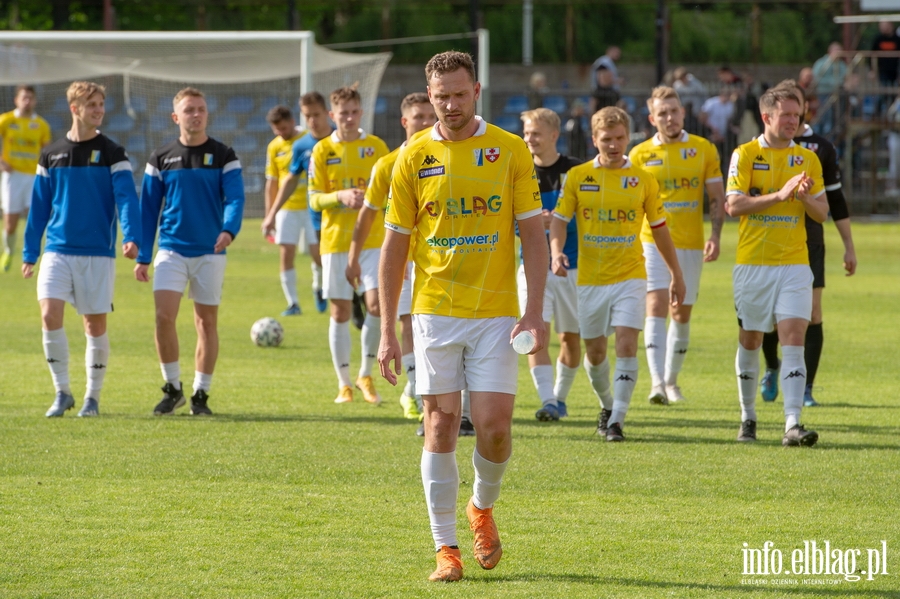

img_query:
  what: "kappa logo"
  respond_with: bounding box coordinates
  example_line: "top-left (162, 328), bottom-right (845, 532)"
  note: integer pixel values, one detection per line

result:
top-left (621, 176), bottom-right (639, 189)
top-left (485, 147), bottom-right (500, 163)
top-left (674, 348), bottom-right (688, 355)
top-left (583, 175), bottom-right (597, 183)
top-left (785, 370), bottom-right (805, 379)
top-left (646, 343), bottom-right (659, 349)
top-left (47, 358), bottom-right (59, 363)
top-left (90, 363), bottom-right (106, 370)
top-left (738, 374), bottom-right (752, 380)
top-left (648, 153), bottom-right (657, 159)
top-left (755, 155), bottom-right (767, 162)
top-left (422, 154), bottom-right (441, 166)
top-left (616, 374), bottom-right (635, 382)
top-left (328, 150), bottom-right (337, 157)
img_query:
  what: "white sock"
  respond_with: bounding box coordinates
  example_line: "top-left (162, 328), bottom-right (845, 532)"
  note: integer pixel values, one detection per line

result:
top-left (781, 345), bottom-right (805, 431)
top-left (3, 230), bottom-right (16, 254)
top-left (584, 355), bottom-right (613, 410)
top-left (610, 356), bottom-right (638, 426)
top-left (311, 262), bottom-right (322, 291)
top-left (736, 343), bottom-right (759, 422)
top-left (472, 449), bottom-right (508, 510)
top-left (280, 268), bottom-right (299, 307)
top-left (328, 318), bottom-right (352, 388)
top-left (421, 450), bottom-right (459, 551)
top-left (193, 371), bottom-right (212, 393)
top-left (160, 361), bottom-right (181, 387)
top-left (85, 333), bottom-right (109, 400)
top-left (42, 328), bottom-right (71, 394)
top-left (359, 314), bottom-right (381, 378)
top-left (665, 320), bottom-right (690, 385)
top-left (554, 360), bottom-right (578, 403)
top-left (402, 352), bottom-right (417, 397)
top-left (530, 365), bottom-right (556, 406)
top-left (644, 316), bottom-right (667, 387)
top-left (461, 389), bottom-right (471, 420)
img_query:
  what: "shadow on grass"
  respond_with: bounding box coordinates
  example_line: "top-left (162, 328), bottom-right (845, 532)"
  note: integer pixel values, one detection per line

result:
top-left (469, 574), bottom-right (897, 596)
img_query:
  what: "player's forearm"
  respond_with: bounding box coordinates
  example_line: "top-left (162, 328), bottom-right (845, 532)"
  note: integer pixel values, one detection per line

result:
top-left (548, 215), bottom-right (569, 259)
top-left (349, 207), bottom-right (377, 262)
top-left (706, 182), bottom-right (726, 238)
top-left (310, 191), bottom-right (340, 211)
top-left (264, 179), bottom-right (277, 214)
top-left (725, 192), bottom-right (783, 217)
top-left (269, 175), bottom-right (298, 217)
top-left (519, 215), bottom-right (550, 317)
top-left (651, 225), bottom-right (683, 279)
top-left (801, 194), bottom-right (828, 223)
top-left (378, 231), bottom-right (410, 332)
top-left (833, 217), bottom-right (855, 249)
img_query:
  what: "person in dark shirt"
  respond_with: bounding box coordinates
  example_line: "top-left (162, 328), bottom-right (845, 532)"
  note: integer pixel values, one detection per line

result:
top-left (23, 81), bottom-right (140, 418)
top-left (760, 80), bottom-right (857, 408)
top-left (589, 66), bottom-right (621, 115)
top-left (871, 20), bottom-right (900, 88)
top-left (135, 87), bottom-right (245, 417)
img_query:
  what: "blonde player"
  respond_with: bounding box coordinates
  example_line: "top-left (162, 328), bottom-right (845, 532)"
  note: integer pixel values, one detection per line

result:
top-left (346, 92), bottom-right (436, 420)
top-left (308, 86), bottom-right (389, 405)
top-left (1, 85), bottom-right (51, 272)
top-left (378, 51), bottom-right (546, 582)
top-left (725, 85), bottom-right (828, 446)
top-left (260, 104), bottom-right (315, 316)
top-left (550, 106), bottom-right (685, 442)
top-left (629, 86), bottom-right (725, 404)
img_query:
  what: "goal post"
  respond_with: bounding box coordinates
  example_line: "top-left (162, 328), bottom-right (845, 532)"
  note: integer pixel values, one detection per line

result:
top-left (0, 31), bottom-right (391, 216)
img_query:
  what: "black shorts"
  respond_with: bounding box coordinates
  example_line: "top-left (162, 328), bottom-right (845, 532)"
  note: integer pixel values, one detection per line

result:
top-left (807, 243), bottom-right (825, 289)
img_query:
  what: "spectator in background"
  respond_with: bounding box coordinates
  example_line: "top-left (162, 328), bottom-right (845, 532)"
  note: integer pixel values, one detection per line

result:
top-left (812, 42), bottom-right (847, 135)
top-left (591, 46), bottom-right (622, 91)
top-left (870, 21), bottom-right (900, 89)
top-left (527, 71), bottom-right (549, 110)
top-left (673, 66), bottom-right (707, 133)
top-left (700, 86), bottom-right (736, 167)
top-left (589, 66), bottom-right (621, 115)
top-left (717, 66), bottom-right (744, 88)
top-left (798, 67), bottom-right (819, 121)
top-left (564, 98), bottom-right (589, 160)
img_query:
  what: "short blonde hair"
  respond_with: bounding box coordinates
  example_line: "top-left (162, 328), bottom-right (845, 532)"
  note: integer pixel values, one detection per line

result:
top-left (330, 85), bottom-right (361, 107)
top-left (173, 87), bottom-right (205, 110)
top-left (770, 78), bottom-right (805, 104)
top-left (646, 86), bottom-right (681, 111)
top-left (66, 81), bottom-right (106, 105)
top-left (520, 107), bottom-right (560, 131)
top-left (591, 106), bottom-right (631, 135)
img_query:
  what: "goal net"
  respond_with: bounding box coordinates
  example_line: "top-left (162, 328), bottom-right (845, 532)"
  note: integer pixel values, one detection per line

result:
top-left (0, 32), bottom-right (392, 216)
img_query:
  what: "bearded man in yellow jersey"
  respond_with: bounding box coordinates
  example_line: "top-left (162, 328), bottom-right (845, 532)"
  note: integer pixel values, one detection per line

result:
top-left (629, 86), bottom-right (726, 405)
top-left (308, 86), bottom-right (389, 405)
top-left (378, 51), bottom-right (547, 582)
top-left (0, 85), bottom-right (52, 272)
top-left (725, 86), bottom-right (828, 447)
top-left (346, 92), bottom-right (436, 422)
top-left (551, 106), bottom-right (685, 443)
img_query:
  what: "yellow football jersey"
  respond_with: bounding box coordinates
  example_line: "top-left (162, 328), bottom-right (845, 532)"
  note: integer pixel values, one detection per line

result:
top-left (555, 156), bottom-right (664, 286)
top-left (362, 145), bottom-right (402, 253)
top-left (726, 136), bottom-right (824, 266)
top-left (386, 118), bottom-right (542, 318)
top-left (266, 131), bottom-right (306, 211)
top-left (308, 130), bottom-right (389, 255)
top-left (630, 131), bottom-right (722, 249)
top-left (0, 110), bottom-right (51, 174)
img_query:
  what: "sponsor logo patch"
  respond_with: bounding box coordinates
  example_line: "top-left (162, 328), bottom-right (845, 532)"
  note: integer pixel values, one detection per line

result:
top-left (417, 166), bottom-right (445, 179)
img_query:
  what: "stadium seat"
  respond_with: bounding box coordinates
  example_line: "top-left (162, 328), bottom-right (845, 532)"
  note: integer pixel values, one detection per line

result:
top-left (230, 136), bottom-right (259, 154)
top-left (105, 113), bottom-right (135, 133)
top-left (374, 96), bottom-right (388, 115)
top-left (227, 96), bottom-right (254, 113)
top-left (44, 113), bottom-right (66, 132)
top-left (125, 96), bottom-right (148, 113)
top-left (246, 114), bottom-right (273, 133)
top-left (260, 96), bottom-right (288, 111)
top-left (149, 117), bottom-right (173, 133)
top-left (503, 95), bottom-right (529, 114)
top-left (543, 95), bottom-right (568, 114)
top-left (204, 96), bottom-right (219, 112)
top-left (210, 113), bottom-right (239, 132)
top-left (494, 115), bottom-right (523, 135)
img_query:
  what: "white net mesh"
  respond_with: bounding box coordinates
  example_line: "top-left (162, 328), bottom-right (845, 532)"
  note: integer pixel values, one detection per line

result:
top-left (0, 33), bottom-right (391, 216)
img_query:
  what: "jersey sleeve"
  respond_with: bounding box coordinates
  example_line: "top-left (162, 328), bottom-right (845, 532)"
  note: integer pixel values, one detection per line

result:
top-left (704, 140), bottom-right (723, 183)
top-left (805, 151), bottom-right (825, 199)
top-left (138, 153), bottom-right (165, 264)
top-left (307, 143), bottom-right (340, 210)
top-left (821, 143), bottom-right (849, 221)
top-left (109, 145), bottom-right (141, 249)
top-left (512, 140), bottom-right (542, 221)
top-left (221, 146), bottom-right (245, 240)
top-left (553, 166), bottom-right (578, 223)
top-left (364, 157), bottom-right (390, 211)
top-left (384, 150), bottom-right (416, 235)
top-left (23, 154), bottom-right (51, 264)
top-left (0, 113), bottom-right (9, 138)
top-left (40, 119), bottom-right (52, 146)
top-left (643, 175), bottom-right (665, 227)
top-left (289, 138), bottom-right (311, 176)
top-left (725, 146), bottom-right (750, 196)
top-left (264, 140), bottom-right (278, 180)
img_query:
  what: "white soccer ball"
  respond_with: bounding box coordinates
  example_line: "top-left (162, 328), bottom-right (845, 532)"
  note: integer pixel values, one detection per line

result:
top-left (250, 317), bottom-right (284, 347)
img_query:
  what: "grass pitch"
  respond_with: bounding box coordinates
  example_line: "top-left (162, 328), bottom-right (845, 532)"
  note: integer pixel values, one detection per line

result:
top-left (1, 221), bottom-right (898, 598)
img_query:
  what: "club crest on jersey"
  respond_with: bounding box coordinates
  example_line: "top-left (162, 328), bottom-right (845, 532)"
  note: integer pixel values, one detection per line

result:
top-left (680, 148), bottom-right (697, 159)
top-left (473, 149), bottom-right (484, 166)
top-left (90, 150), bottom-right (101, 163)
top-left (621, 176), bottom-right (639, 189)
top-left (203, 153), bottom-right (213, 166)
top-left (789, 155), bottom-right (804, 167)
top-left (359, 147), bottom-right (375, 158)
top-left (485, 147), bottom-right (500, 163)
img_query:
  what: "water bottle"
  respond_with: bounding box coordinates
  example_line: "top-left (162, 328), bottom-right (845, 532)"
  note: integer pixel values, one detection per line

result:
top-left (511, 330), bottom-right (536, 354)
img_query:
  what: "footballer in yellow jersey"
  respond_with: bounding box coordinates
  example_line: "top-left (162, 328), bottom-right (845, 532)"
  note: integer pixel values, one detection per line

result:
top-left (724, 85), bottom-right (828, 448)
top-left (377, 54), bottom-right (548, 583)
top-left (1, 85), bottom-right (52, 272)
top-left (266, 131), bottom-right (307, 211)
top-left (550, 106), bottom-right (684, 443)
top-left (629, 86), bottom-right (727, 405)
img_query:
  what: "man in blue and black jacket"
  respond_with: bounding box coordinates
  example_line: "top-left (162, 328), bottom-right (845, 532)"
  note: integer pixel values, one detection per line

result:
top-left (135, 87), bottom-right (244, 417)
top-left (23, 81), bottom-right (141, 418)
